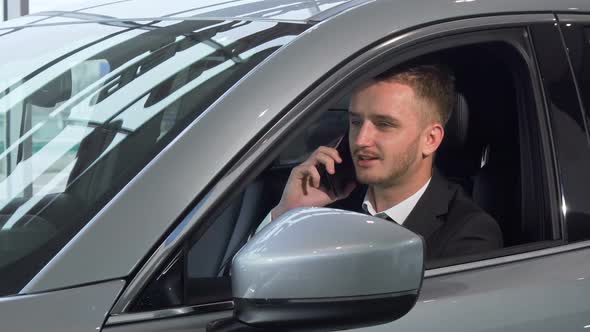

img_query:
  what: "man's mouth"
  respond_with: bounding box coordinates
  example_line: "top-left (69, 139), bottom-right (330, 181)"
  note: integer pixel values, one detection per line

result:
top-left (355, 153), bottom-right (380, 166)
top-left (356, 152), bottom-right (380, 161)
top-left (358, 155), bottom-right (379, 160)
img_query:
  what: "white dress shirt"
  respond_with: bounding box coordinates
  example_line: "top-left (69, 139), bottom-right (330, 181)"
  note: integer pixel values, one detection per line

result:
top-left (362, 177), bottom-right (431, 225)
top-left (256, 178), bottom-right (431, 233)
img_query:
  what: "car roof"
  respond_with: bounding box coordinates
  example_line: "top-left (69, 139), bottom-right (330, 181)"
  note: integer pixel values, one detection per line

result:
top-left (4, 0), bottom-right (590, 29)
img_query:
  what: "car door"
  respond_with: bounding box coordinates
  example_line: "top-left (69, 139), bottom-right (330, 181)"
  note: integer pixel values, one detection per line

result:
top-left (102, 14), bottom-right (590, 332)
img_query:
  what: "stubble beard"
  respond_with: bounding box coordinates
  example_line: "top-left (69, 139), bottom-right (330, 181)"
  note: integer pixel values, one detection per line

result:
top-left (355, 136), bottom-right (421, 189)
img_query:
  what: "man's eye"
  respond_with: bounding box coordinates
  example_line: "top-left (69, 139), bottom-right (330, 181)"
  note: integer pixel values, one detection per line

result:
top-left (376, 121), bottom-right (392, 128)
top-left (350, 119), bottom-right (361, 126)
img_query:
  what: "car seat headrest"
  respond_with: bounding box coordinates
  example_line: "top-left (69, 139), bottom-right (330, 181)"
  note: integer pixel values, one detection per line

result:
top-left (444, 92), bottom-right (470, 149)
top-left (435, 92), bottom-right (483, 180)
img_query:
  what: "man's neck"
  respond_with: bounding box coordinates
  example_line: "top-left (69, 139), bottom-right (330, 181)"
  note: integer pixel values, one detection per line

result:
top-left (369, 170), bottom-right (432, 213)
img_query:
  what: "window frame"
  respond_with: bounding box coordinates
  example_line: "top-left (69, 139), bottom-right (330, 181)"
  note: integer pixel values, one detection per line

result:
top-left (550, 14), bottom-right (590, 243)
top-left (106, 13), bottom-right (568, 327)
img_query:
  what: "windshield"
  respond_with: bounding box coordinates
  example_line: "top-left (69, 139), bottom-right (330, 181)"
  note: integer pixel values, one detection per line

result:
top-left (0, 18), bottom-right (308, 296)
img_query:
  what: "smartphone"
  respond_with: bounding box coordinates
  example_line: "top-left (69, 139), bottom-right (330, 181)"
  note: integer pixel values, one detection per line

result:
top-left (318, 134), bottom-right (356, 197)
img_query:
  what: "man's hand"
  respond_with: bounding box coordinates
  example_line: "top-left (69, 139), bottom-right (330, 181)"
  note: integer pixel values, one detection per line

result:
top-left (271, 146), bottom-right (357, 219)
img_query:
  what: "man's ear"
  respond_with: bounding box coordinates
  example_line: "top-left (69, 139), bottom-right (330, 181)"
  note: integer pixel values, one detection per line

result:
top-left (422, 123), bottom-right (444, 157)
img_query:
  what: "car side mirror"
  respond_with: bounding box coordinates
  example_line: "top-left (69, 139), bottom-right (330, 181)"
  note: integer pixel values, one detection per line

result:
top-left (208, 207), bottom-right (424, 332)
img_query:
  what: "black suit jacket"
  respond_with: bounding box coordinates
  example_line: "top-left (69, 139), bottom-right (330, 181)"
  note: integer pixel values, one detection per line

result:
top-left (331, 171), bottom-right (503, 260)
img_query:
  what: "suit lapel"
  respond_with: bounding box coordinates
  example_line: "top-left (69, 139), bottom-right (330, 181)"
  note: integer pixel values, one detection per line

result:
top-left (403, 170), bottom-right (454, 240)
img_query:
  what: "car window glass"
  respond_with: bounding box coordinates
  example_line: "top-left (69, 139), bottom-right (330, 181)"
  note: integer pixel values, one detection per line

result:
top-left (0, 19), bottom-right (308, 297)
top-left (545, 22), bottom-right (590, 242)
top-left (130, 109), bottom-right (348, 312)
top-left (274, 110), bottom-right (348, 166)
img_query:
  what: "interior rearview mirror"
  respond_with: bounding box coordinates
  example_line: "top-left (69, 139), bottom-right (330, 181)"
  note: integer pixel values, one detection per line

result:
top-left (29, 60), bottom-right (110, 108)
top-left (208, 207), bottom-right (425, 332)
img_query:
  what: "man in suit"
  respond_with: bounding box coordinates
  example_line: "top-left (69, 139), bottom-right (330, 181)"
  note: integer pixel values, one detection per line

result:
top-left (264, 64), bottom-right (503, 260)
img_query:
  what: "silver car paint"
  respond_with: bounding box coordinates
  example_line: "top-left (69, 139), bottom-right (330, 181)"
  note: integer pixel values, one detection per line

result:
top-left (20, 0), bottom-right (585, 294)
top-left (232, 207), bottom-right (423, 299)
top-left (362, 246), bottom-right (590, 332)
top-left (0, 279), bottom-right (124, 332)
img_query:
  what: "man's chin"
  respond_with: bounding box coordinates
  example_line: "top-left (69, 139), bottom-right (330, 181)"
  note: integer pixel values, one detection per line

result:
top-left (355, 173), bottom-right (383, 186)
top-left (356, 169), bottom-right (405, 187)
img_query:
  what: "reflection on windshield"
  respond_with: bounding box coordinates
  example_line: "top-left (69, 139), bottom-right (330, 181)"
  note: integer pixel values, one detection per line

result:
top-left (0, 18), bottom-right (308, 296)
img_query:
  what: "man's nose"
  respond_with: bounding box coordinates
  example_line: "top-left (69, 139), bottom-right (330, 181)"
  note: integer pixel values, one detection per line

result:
top-left (352, 122), bottom-right (374, 147)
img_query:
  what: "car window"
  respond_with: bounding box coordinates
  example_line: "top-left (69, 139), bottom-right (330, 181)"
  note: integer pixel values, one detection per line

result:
top-left (129, 109), bottom-right (348, 312)
top-left (554, 22), bottom-right (590, 242)
top-left (0, 19), bottom-right (309, 297)
top-left (130, 29), bottom-right (559, 313)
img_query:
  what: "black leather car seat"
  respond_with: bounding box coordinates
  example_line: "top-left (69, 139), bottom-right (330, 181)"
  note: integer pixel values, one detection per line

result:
top-left (436, 93), bottom-right (481, 193)
top-left (436, 92), bottom-right (521, 247)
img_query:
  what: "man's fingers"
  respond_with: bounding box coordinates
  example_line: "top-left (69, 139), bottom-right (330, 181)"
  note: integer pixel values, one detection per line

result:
top-left (314, 153), bottom-right (337, 174)
top-left (301, 173), bottom-right (309, 195)
top-left (294, 164), bottom-right (322, 191)
top-left (292, 163), bottom-right (311, 178)
top-left (315, 146), bottom-right (342, 164)
top-left (306, 164), bottom-right (321, 189)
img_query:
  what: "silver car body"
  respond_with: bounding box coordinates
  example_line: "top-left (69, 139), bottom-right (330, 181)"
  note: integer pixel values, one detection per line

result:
top-left (1, 0), bottom-right (590, 331)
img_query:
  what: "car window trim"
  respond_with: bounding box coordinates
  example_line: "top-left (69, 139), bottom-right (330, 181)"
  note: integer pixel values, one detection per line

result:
top-left (109, 12), bottom-right (559, 321)
top-left (106, 301), bottom-right (233, 326)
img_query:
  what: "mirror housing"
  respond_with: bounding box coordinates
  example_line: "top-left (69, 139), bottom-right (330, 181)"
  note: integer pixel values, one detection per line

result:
top-left (226, 207), bottom-right (424, 331)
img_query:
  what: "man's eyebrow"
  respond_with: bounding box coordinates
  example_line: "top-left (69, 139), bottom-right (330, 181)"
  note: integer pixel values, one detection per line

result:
top-left (371, 114), bottom-right (397, 122)
top-left (347, 112), bottom-right (399, 123)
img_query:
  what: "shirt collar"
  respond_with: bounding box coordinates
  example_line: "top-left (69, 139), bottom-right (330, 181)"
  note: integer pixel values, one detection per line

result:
top-left (362, 177), bottom-right (431, 225)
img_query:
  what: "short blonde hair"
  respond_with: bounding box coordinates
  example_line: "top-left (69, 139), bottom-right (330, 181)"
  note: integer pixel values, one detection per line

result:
top-left (375, 64), bottom-right (455, 125)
